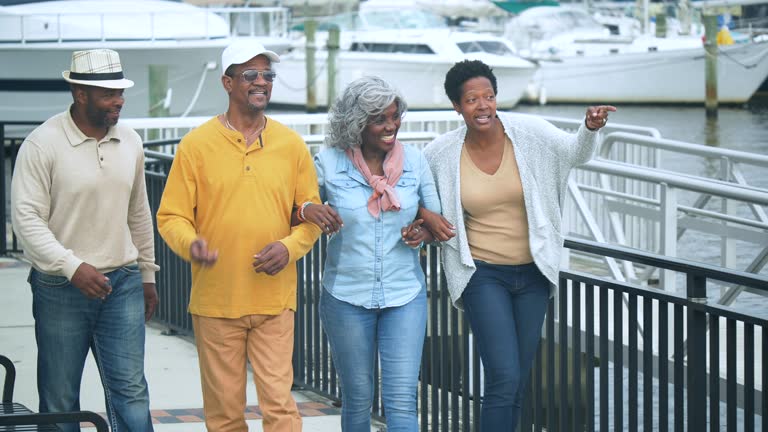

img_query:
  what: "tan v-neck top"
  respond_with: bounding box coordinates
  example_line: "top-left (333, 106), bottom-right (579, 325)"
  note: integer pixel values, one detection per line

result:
top-left (460, 136), bottom-right (533, 265)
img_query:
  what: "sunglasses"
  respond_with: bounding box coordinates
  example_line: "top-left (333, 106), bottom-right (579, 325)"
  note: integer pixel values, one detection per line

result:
top-left (235, 69), bottom-right (277, 83)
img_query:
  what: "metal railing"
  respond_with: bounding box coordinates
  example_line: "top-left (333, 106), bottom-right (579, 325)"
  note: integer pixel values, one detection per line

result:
top-left (143, 150), bottom-right (768, 430)
top-left (4, 118), bottom-right (767, 430)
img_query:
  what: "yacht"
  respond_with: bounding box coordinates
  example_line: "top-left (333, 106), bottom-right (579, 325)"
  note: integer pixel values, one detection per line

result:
top-left (0, 0), bottom-right (290, 122)
top-left (270, 8), bottom-right (538, 109)
top-left (505, 6), bottom-right (768, 104)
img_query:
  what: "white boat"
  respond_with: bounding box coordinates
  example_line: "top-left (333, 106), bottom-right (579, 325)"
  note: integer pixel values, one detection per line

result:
top-left (505, 6), bottom-right (768, 104)
top-left (0, 0), bottom-right (291, 122)
top-left (270, 8), bottom-right (538, 109)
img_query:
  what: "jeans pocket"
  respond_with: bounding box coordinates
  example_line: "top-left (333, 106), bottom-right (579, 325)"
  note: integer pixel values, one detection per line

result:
top-left (119, 264), bottom-right (141, 275)
top-left (31, 270), bottom-right (70, 288)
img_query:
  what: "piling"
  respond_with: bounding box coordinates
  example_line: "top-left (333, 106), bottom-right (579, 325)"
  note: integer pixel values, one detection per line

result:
top-left (304, 20), bottom-right (317, 114)
top-left (149, 65), bottom-right (170, 140)
top-left (703, 15), bottom-right (718, 119)
top-left (655, 13), bottom-right (667, 37)
top-left (327, 26), bottom-right (340, 109)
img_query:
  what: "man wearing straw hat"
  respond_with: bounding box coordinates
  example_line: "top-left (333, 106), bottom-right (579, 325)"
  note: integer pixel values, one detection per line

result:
top-left (11, 49), bottom-right (158, 432)
top-left (157, 39), bottom-right (322, 431)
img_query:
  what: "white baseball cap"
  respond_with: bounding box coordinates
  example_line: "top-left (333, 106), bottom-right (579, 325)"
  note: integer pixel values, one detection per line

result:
top-left (221, 39), bottom-right (280, 75)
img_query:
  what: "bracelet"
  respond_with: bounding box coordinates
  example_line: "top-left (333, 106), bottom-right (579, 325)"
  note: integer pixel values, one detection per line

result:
top-left (295, 208), bottom-right (304, 223)
top-left (299, 202), bottom-right (313, 222)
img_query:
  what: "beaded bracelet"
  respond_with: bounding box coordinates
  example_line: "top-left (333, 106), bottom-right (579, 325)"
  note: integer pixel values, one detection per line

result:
top-left (299, 202), bottom-right (313, 222)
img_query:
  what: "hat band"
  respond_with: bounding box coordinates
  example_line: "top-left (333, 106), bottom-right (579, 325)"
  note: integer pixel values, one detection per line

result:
top-left (68, 71), bottom-right (125, 81)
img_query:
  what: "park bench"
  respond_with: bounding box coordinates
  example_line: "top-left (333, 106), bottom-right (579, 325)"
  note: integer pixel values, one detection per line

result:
top-left (0, 354), bottom-right (108, 431)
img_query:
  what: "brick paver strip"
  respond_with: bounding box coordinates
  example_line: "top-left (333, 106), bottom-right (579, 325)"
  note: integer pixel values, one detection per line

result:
top-left (82, 401), bottom-right (340, 427)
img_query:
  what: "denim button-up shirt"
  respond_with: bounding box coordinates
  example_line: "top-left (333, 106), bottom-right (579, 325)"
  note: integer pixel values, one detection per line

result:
top-left (315, 144), bottom-right (441, 309)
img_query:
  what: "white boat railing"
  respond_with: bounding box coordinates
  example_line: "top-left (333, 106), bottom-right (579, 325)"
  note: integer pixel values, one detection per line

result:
top-left (208, 7), bottom-right (290, 39)
top-left (0, 6), bottom-right (289, 43)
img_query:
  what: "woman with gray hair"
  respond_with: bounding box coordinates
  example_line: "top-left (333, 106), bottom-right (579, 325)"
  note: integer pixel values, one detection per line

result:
top-left (299, 76), bottom-right (441, 431)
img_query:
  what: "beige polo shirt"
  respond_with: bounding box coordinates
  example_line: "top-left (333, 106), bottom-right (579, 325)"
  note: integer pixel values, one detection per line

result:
top-left (11, 108), bottom-right (159, 282)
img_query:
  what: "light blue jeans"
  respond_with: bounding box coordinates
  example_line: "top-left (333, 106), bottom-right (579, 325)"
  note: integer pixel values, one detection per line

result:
top-left (30, 265), bottom-right (153, 432)
top-left (320, 288), bottom-right (427, 432)
top-left (462, 261), bottom-right (551, 432)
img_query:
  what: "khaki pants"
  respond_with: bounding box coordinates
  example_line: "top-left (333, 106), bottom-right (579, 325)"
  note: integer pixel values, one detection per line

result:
top-left (192, 310), bottom-right (302, 432)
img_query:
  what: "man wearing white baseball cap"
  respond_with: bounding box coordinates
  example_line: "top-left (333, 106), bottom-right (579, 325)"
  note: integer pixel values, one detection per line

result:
top-left (11, 48), bottom-right (159, 432)
top-left (158, 40), bottom-right (321, 431)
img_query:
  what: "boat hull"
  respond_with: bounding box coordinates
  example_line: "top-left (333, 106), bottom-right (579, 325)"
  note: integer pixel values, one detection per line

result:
top-left (529, 41), bottom-right (768, 104)
top-left (0, 39), bottom-right (288, 122)
top-left (271, 52), bottom-right (537, 109)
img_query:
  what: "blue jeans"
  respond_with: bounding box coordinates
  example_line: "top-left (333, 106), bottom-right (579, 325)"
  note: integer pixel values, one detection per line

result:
top-left (462, 261), bottom-right (551, 432)
top-left (320, 288), bottom-right (427, 432)
top-left (30, 265), bottom-right (153, 432)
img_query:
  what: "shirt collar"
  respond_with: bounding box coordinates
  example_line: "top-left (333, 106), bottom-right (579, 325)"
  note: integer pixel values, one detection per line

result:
top-left (335, 146), bottom-right (414, 173)
top-left (63, 106), bottom-right (120, 147)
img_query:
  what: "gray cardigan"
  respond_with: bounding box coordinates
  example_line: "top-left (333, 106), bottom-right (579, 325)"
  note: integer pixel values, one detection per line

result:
top-left (423, 112), bottom-right (599, 308)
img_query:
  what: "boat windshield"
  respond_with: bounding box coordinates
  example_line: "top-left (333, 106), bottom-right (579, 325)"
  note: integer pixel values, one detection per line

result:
top-left (457, 40), bottom-right (515, 56)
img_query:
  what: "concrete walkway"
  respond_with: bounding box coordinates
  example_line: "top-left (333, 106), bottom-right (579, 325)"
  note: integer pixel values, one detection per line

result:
top-left (0, 257), bottom-right (376, 431)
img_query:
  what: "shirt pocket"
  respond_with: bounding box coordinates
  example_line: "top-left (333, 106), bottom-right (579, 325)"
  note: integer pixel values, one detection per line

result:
top-left (396, 174), bottom-right (419, 210)
top-left (326, 178), bottom-right (370, 210)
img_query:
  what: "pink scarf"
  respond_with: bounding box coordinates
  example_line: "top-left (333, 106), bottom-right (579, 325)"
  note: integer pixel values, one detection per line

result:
top-left (345, 141), bottom-right (404, 217)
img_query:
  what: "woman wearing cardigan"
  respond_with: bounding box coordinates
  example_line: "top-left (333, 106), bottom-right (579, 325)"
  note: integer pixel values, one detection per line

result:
top-left (420, 60), bottom-right (616, 431)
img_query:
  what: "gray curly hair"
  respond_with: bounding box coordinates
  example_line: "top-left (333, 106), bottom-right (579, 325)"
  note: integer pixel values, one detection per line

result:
top-left (325, 76), bottom-right (407, 150)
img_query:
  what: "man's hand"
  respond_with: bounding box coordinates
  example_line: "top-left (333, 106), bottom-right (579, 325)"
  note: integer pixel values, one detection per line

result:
top-left (71, 262), bottom-right (111, 300)
top-left (143, 283), bottom-right (158, 322)
top-left (253, 242), bottom-right (290, 276)
top-left (418, 207), bottom-right (456, 242)
top-left (190, 237), bottom-right (218, 266)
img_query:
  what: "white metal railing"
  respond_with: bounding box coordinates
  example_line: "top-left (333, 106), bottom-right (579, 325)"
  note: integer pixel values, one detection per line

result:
top-left (0, 6), bottom-right (289, 43)
top-left (125, 110), bottom-right (661, 153)
top-left (125, 111), bottom-right (767, 297)
top-left (567, 156), bottom-right (768, 296)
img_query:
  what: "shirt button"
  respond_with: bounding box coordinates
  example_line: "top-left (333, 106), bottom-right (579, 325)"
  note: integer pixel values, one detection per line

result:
top-left (237, 139), bottom-right (242, 143)
top-left (100, 157), bottom-right (104, 161)
top-left (246, 166), bottom-right (251, 171)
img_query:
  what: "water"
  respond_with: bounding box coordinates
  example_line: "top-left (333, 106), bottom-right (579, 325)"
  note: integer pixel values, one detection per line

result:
top-left (515, 100), bottom-right (768, 162)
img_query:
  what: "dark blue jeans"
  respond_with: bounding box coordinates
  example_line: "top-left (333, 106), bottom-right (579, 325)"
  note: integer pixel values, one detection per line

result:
top-left (462, 261), bottom-right (551, 432)
top-left (30, 265), bottom-right (153, 432)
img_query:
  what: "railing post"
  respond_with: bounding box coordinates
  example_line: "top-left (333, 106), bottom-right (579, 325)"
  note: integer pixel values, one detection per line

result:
top-left (686, 273), bottom-right (707, 431)
top-left (659, 183), bottom-right (677, 291)
top-left (719, 157), bottom-right (736, 292)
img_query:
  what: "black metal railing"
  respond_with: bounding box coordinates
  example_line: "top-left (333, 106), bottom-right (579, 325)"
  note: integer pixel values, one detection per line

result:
top-left (4, 130), bottom-right (767, 431)
top-left (1, 122), bottom-right (39, 255)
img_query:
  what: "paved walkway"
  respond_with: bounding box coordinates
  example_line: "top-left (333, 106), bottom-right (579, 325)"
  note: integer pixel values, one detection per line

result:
top-left (0, 258), bottom-right (375, 431)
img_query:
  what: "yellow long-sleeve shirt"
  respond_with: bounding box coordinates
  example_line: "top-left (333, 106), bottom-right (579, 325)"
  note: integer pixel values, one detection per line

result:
top-left (157, 116), bottom-right (322, 317)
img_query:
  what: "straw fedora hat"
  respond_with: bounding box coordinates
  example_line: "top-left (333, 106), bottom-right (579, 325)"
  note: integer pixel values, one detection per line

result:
top-left (62, 49), bottom-right (134, 89)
